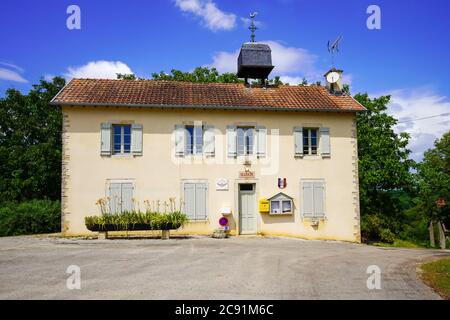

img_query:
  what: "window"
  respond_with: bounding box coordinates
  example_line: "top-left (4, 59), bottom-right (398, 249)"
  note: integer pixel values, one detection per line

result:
top-left (270, 200), bottom-right (281, 214)
top-left (237, 127), bottom-right (254, 156)
top-left (101, 123), bottom-right (142, 156)
top-left (302, 180), bottom-right (325, 218)
top-left (108, 182), bottom-right (134, 213)
top-left (183, 182), bottom-right (207, 220)
top-left (268, 193), bottom-right (293, 215)
top-left (113, 124), bottom-right (131, 154)
top-left (282, 200), bottom-right (292, 213)
top-left (303, 128), bottom-right (318, 155)
top-left (185, 125), bottom-right (203, 155)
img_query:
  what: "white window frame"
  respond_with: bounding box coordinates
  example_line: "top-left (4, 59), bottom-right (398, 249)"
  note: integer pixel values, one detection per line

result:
top-left (237, 126), bottom-right (255, 156)
top-left (300, 179), bottom-right (326, 219)
top-left (112, 124), bottom-right (132, 155)
top-left (303, 128), bottom-right (319, 156)
top-left (185, 124), bottom-right (204, 156)
top-left (181, 179), bottom-right (209, 221)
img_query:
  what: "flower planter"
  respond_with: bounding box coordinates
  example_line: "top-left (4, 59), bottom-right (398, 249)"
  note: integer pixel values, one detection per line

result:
top-left (86, 223), bottom-right (181, 232)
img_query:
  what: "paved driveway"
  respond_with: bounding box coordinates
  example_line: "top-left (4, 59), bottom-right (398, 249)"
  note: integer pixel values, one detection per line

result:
top-left (0, 235), bottom-right (448, 299)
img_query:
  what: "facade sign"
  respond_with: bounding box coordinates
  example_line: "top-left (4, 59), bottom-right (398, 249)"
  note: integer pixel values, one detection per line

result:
top-left (216, 178), bottom-right (229, 191)
top-left (239, 170), bottom-right (255, 179)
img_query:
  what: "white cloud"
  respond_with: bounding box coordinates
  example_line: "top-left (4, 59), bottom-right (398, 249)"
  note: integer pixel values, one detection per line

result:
top-left (279, 76), bottom-right (304, 85)
top-left (208, 40), bottom-right (319, 80)
top-left (382, 88), bottom-right (450, 161)
top-left (175, 0), bottom-right (236, 31)
top-left (64, 60), bottom-right (133, 79)
top-left (0, 62), bottom-right (27, 83)
top-left (43, 74), bottom-right (55, 81)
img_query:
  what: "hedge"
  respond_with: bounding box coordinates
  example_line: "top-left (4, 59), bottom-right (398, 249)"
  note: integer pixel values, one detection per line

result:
top-left (0, 200), bottom-right (60, 236)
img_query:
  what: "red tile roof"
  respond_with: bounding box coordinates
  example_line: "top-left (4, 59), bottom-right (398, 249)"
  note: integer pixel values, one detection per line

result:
top-left (51, 78), bottom-right (365, 112)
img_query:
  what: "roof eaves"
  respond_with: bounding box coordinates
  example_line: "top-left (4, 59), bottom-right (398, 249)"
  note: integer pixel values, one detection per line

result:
top-left (50, 101), bottom-right (364, 112)
top-left (49, 78), bottom-right (74, 105)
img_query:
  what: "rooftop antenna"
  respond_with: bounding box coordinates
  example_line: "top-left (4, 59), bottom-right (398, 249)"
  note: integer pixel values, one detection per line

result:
top-left (249, 12), bottom-right (258, 42)
top-left (327, 36), bottom-right (343, 68)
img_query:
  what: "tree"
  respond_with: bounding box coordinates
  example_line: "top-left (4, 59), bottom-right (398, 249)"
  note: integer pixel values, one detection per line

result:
top-left (0, 77), bottom-right (65, 203)
top-left (151, 67), bottom-right (243, 83)
top-left (354, 93), bottom-right (414, 241)
top-left (414, 132), bottom-right (450, 247)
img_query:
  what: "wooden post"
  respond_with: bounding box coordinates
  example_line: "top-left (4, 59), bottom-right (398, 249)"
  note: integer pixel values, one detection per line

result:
top-left (161, 230), bottom-right (170, 240)
top-left (98, 231), bottom-right (108, 240)
top-left (438, 222), bottom-right (446, 250)
top-left (429, 221), bottom-right (435, 247)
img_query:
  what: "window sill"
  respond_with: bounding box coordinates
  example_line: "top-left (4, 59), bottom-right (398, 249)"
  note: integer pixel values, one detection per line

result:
top-left (298, 155), bottom-right (322, 160)
top-left (269, 212), bottom-right (293, 216)
top-left (111, 154), bottom-right (134, 159)
top-left (187, 219), bottom-right (209, 223)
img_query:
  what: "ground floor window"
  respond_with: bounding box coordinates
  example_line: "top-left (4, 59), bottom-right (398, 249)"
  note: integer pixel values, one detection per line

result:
top-left (183, 182), bottom-right (208, 220)
top-left (109, 181), bottom-right (134, 213)
top-left (302, 180), bottom-right (325, 218)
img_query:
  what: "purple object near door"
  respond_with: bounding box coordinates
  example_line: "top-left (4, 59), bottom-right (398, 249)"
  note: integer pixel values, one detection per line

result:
top-left (219, 217), bottom-right (228, 226)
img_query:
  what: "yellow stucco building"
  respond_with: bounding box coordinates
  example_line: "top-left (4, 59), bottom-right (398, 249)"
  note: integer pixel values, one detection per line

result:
top-left (51, 75), bottom-right (365, 242)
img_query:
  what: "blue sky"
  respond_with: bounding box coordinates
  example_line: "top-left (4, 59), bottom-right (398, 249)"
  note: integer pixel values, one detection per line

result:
top-left (1, 0), bottom-right (449, 160)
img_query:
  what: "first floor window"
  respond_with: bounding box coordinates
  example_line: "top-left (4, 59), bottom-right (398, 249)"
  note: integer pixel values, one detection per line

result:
top-left (183, 182), bottom-right (207, 220)
top-left (237, 127), bottom-right (254, 156)
top-left (109, 182), bottom-right (134, 213)
top-left (302, 180), bottom-right (325, 218)
top-left (185, 125), bottom-right (203, 155)
top-left (113, 124), bottom-right (131, 154)
top-left (303, 128), bottom-right (318, 155)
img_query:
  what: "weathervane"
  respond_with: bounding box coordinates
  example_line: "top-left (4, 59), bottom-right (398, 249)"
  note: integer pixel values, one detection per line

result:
top-left (327, 36), bottom-right (343, 68)
top-left (249, 12), bottom-right (258, 42)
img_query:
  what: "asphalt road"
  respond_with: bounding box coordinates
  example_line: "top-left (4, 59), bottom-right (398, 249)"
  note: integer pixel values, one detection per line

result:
top-left (0, 235), bottom-right (448, 299)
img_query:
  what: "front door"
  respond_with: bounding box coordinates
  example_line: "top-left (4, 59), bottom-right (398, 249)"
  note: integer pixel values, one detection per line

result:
top-left (239, 183), bottom-right (256, 234)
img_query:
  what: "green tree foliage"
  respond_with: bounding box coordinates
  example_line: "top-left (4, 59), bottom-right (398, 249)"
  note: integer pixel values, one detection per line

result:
top-left (354, 93), bottom-right (414, 242)
top-left (0, 77), bottom-right (65, 204)
top-left (0, 200), bottom-right (60, 236)
top-left (415, 132), bottom-right (450, 224)
top-left (151, 67), bottom-right (243, 83)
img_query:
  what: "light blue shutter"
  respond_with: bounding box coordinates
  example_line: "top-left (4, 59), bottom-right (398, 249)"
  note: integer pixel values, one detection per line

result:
top-left (109, 183), bottom-right (121, 213)
top-left (194, 124), bottom-right (203, 154)
top-left (302, 182), bottom-right (314, 217)
top-left (294, 127), bottom-right (303, 157)
top-left (247, 128), bottom-right (254, 155)
top-left (195, 183), bottom-right (207, 220)
top-left (131, 124), bottom-right (143, 156)
top-left (256, 126), bottom-right (267, 157)
top-left (313, 182), bottom-right (325, 217)
top-left (101, 123), bottom-right (112, 156)
top-left (227, 125), bottom-right (237, 157)
top-left (121, 183), bottom-right (134, 212)
top-left (175, 124), bottom-right (185, 156)
top-left (204, 125), bottom-right (215, 156)
top-left (183, 183), bottom-right (196, 219)
top-left (320, 127), bottom-right (330, 157)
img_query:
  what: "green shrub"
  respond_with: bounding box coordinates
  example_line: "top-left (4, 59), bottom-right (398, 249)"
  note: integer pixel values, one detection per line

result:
top-left (0, 200), bottom-right (60, 236)
top-left (361, 214), bottom-right (396, 243)
top-left (380, 228), bottom-right (395, 244)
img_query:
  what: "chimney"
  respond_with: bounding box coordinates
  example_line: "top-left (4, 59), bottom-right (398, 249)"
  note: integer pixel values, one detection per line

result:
top-left (324, 68), bottom-right (344, 95)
